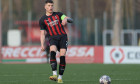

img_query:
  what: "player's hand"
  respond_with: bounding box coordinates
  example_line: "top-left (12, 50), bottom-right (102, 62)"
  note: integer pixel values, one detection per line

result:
top-left (67, 18), bottom-right (73, 23)
top-left (41, 46), bottom-right (45, 51)
top-left (62, 18), bottom-right (68, 26)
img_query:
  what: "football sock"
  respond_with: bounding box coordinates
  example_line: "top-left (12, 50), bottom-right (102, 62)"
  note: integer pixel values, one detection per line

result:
top-left (50, 51), bottom-right (57, 75)
top-left (58, 75), bottom-right (63, 79)
top-left (53, 70), bottom-right (57, 76)
top-left (59, 56), bottom-right (66, 76)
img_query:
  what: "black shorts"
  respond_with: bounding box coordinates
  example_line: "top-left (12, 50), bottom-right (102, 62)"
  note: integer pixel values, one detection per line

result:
top-left (49, 34), bottom-right (68, 51)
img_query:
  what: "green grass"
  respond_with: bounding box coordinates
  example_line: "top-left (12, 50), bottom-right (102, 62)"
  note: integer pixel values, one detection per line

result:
top-left (0, 64), bottom-right (140, 84)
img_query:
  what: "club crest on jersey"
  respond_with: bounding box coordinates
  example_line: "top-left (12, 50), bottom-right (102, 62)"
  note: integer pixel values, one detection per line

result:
top-left (55, 16), bottom-right (57, 19)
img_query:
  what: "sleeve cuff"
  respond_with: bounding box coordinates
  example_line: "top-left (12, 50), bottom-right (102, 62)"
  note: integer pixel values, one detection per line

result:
top-left (40, 29), bottom-right (45, 30)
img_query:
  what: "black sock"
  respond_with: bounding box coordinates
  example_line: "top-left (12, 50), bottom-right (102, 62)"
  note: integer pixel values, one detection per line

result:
top-left (50, 51), bottom-right (57, 71)
top-left (59, 56), bottom-right (66, 75)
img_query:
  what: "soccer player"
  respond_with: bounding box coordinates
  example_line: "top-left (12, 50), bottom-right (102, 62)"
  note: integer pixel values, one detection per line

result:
top-left (39, 0), bottom-right (72, 83)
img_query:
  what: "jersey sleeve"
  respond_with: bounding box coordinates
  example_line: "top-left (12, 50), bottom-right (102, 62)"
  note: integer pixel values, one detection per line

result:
top-left (39, 18), bottom-right (46, 30)
top-left (57, 12), bottom-right (66, 21)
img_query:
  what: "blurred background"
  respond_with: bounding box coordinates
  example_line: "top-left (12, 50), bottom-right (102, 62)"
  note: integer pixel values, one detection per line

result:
top-left (1, 0), bottom-right (140, 47)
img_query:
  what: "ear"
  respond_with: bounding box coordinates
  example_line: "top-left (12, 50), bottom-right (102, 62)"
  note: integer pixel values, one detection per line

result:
top-left (44, 4), bottom-right (47, 10)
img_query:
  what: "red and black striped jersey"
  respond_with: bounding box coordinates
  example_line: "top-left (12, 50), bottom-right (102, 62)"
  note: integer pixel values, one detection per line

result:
top-left (39, 12), bottom-right (66, 36)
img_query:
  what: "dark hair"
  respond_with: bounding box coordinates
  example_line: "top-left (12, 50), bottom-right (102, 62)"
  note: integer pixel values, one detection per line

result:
top-left (45, 0), bottom-right (53, 4)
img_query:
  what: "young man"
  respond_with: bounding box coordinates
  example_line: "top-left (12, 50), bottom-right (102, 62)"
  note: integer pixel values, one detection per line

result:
top-left (39, 0), bottom-right (72, 83)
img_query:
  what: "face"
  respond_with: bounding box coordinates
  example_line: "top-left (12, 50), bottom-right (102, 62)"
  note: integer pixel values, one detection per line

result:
top-left (45, 3), bottom-right (54, 13)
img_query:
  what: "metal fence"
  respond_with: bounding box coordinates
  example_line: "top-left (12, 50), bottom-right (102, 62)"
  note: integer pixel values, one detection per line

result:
top-left (103, 29), bottom-right (140, 46)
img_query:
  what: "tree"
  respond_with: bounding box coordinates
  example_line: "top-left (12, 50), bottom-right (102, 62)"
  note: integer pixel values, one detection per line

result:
top-left (112, 0), bottom-right (122, 45)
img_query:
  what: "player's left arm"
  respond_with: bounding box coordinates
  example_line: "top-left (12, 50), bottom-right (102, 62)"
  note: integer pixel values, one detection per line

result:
top-left (61, 14), bottom-right (73, 26)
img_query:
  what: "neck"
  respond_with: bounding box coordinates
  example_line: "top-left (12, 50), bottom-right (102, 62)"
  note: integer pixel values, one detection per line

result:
top-left (46, 12), bottom-right (53, 16)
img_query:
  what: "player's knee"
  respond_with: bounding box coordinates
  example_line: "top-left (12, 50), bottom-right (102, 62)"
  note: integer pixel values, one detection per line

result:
top-left (60, 53), bottom-right (66, 56)
top-left (60, 49), bottom-right (66, 56)
top-left (50, 45), bottom-right (57, 51)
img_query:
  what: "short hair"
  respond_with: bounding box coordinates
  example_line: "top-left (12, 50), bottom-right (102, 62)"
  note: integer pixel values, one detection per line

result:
top-left (45, 0), bottom-right (54, 4)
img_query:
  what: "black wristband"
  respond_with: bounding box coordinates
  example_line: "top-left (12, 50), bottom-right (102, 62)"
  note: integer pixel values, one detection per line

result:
top-left (67, 18), bottom-right (73, 23)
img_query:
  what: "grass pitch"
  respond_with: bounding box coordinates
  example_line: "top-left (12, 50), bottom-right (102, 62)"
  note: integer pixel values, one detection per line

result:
top-left (0, 64), bottom-right (140, 84)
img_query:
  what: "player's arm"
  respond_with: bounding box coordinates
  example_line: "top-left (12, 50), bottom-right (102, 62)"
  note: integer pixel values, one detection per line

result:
top-left (61, 14), bottom-right (73, 26)
top-left (39, 18), bottom-right (46, 51)
top-left (40, 30), bottom-right (46, 51)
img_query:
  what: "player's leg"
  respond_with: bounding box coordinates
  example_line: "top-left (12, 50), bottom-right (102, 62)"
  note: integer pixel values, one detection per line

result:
top-left (58, 35), bottom-right (68, 83)
top-left (58, 49), bottom-right (66, 83)
top-left (49, 45), bottom-right (58, 81)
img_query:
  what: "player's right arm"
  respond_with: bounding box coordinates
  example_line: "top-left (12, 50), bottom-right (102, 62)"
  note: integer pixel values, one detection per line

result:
top-left (39, 18), bottom-right (46, 51)
top-left (40, 30), bottom-right (46, 51)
